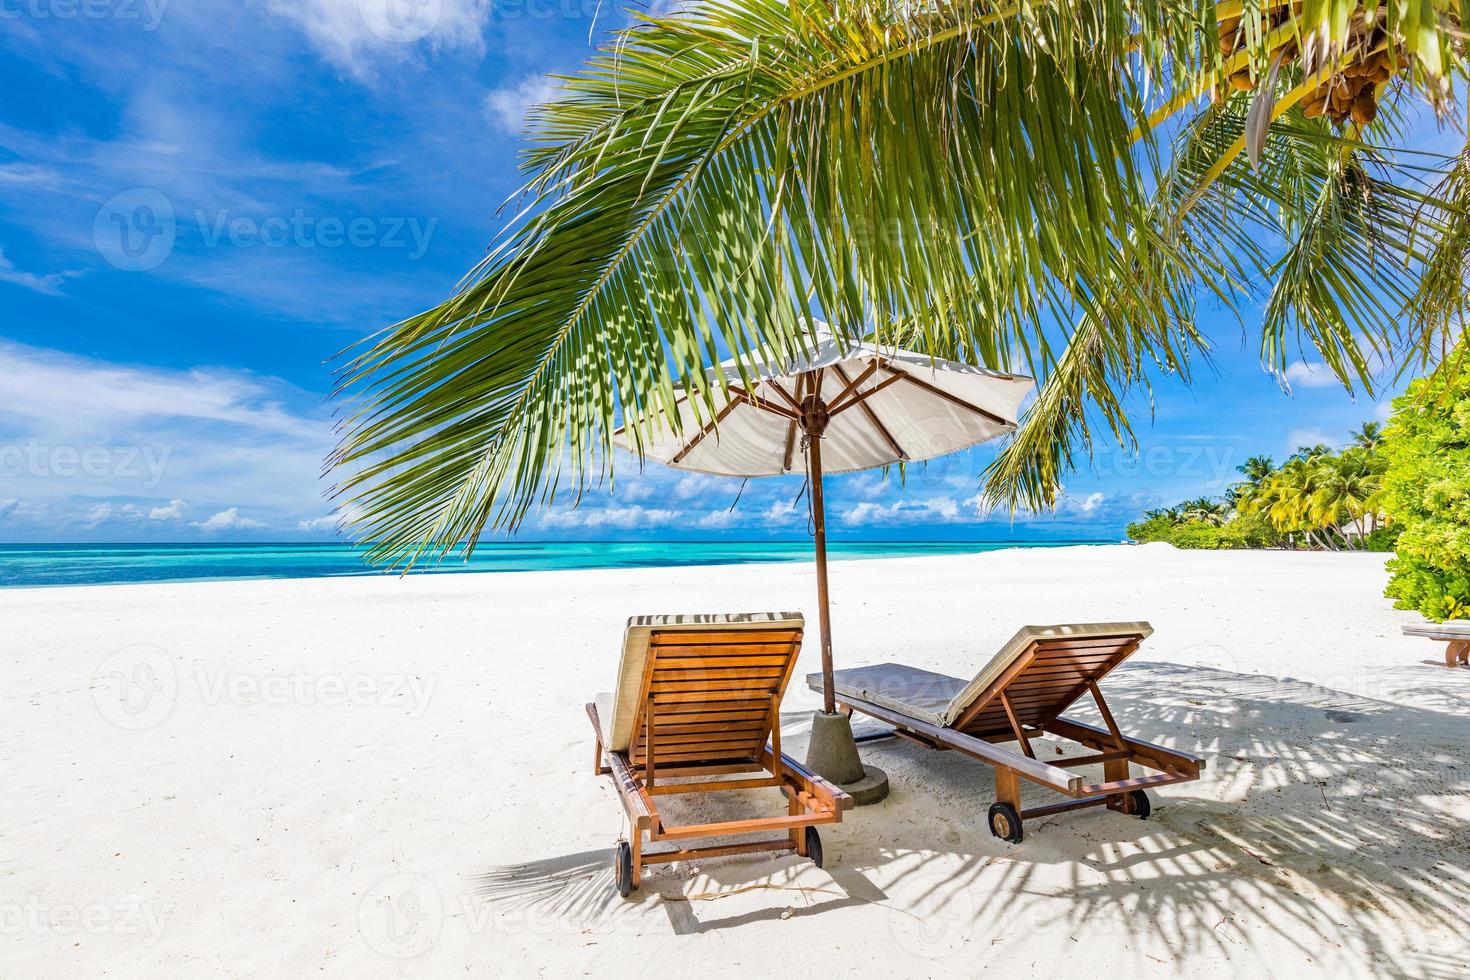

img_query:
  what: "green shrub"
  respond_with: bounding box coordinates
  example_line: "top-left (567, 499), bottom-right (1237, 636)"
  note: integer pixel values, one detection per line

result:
top-left (1167, 521), bottom-right (1235, 549)
top-left (1127, 511), bottom-right (1282, 549)
top-left (1125, 513), bottom-right (1180, 543)
top-left (1381, 357), bottom-right (1470, 621)
top-left (1362, 524), bottom-right (1402, 553)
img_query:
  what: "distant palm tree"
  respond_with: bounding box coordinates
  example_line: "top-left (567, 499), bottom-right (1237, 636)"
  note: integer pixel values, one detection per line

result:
top-left (1179, 496), bottom-right (1230, 526)
top-left (326, 2), bottom-right (1470, 564)
top-left (1228, 454), bottom-right (1276, 508)
top-left (1310, 448), bottom-right (1385, 542)
top-left (1238, 456), bottom-right (1277, 485)
top-left (1350, 421), bottom-right (1384, 452)
top-left (1291, 443), bottom-right (1334, 463)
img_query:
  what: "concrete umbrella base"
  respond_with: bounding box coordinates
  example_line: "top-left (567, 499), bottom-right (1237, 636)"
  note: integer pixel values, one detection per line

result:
top-left (804, 710), bottom-right (890, 806)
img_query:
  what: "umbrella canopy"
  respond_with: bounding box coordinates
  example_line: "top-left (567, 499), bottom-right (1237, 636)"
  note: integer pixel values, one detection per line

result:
top-left (613, 326), bottom-right (1034, 714)
top-left (616, 328), bottom-right (1033, 477)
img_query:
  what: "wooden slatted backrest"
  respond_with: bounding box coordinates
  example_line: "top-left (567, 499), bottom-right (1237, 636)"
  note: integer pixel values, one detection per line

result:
top-left (952, 631), bottom-right (1144, 737)
top-left (629, 625), bottom-right (804, 770)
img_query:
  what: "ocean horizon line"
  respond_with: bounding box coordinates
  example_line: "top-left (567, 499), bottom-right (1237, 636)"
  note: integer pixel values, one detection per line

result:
top-left (0, 539), bottom-right (1120, 589)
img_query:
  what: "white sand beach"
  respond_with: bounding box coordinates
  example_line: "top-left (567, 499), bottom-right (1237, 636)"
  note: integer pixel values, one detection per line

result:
top-left (4, 544), bottom-right (1468, 979)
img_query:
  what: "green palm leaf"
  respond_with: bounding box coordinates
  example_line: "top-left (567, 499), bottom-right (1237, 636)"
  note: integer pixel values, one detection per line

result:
top-left (329, 0), bottom-right (1468, 566)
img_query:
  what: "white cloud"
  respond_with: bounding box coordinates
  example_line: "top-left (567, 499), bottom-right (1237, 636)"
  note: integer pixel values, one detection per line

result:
top-left (538, 505), bottom-right (682, 530)
top-left (193, 507), bottom-right (267, 532)
top-left (483, 74), bottom-right (558, 134)
top-left (763, 500), bottom-right (801, 523)
top-left (149, 498), bottom-right (188, 521)
top-left (0, 498), bottom-right (18, 520)
top-left (842, 474), bottom-right (892, 501)
top-left (1286, 427), bottom-right (1339, 454)
top-left (694, 509), bottom-right (741, 529)
top-left (82, 503), bottom-right (113, 529)
top-left (0, 341), bottom-right (322, 439)
top-left (0, 164), bottom-right (62, 189)
top-left (1070, 491), bottom-right (1106, 516)
top-left (840, 496), bottom-right (962, 527)
top-left (297, 515), bottom-right (341, 532)
top-left (1283, 361), bottom-right (1341, 390)
top-left (267, 0), bottom-right (490, 78)
top-left (0, 246), bottom-right (80, 297)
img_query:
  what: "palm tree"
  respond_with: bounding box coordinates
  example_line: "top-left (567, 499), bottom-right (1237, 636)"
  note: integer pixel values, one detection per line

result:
top-left (1246, 457), bottom-right (1330, 549)
top-left (1179, 496), bottom-right (1230, 526)
top-left (1227, 454), bottom-right (1276, 508)
top-left (328, 2), bottom-right (1470, 564)
top-left (1291, 443), bottom-right (1334, 463)
top-left (1350, 420), bottom-right (1384, 452)
top-left (1310, 447), bottom-right (1385, 542)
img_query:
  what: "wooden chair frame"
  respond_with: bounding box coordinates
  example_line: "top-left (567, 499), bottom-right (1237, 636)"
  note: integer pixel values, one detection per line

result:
top-left (587, 624), bottom-right (850, 890)
top-left (832, 632), bottom-right (1205, 839)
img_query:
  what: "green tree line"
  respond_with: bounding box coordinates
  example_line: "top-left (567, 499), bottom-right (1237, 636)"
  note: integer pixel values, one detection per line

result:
top-left (1129, 353), bottom-right (1470, 621)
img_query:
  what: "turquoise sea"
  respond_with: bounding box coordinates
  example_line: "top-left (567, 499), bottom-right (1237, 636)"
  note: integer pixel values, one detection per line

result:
top-left (0, 540), bottom-right (1108, 589)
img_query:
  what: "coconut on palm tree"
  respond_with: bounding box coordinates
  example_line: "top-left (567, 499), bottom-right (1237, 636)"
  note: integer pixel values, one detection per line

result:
top-left (327, 1), bottom-right (1470, 566)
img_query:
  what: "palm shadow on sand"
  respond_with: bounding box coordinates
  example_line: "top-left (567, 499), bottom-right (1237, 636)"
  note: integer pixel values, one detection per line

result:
top-left (469, 665), bottom-right (1470, 977)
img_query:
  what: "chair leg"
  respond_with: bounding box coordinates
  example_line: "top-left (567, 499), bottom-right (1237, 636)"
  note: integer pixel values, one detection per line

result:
top-left (994, 767), bottom-right (1021, 810)
top-left (1104, 759), bottom-right (1131, 812)
top-left (594, 735), bottom-right (609, 775)
top-left (630, 829), bottom-right (643, 888)
top-left (788, 789), bottom-right (807, 856)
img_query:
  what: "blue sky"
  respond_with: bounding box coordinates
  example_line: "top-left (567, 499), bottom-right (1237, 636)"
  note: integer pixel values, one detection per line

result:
top-left (0, 1), bottom-right (1402, 544)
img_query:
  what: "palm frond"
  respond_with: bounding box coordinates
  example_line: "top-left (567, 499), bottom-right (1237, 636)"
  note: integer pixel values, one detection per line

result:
top-left (329, 0), bottom-right (1469, 563)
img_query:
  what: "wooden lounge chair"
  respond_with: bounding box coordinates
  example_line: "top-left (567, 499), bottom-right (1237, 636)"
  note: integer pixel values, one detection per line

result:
top-left (1403, 621), bottom-right (1470, 667)
top-left (808, 622), bottom-right (1204, 843)
top-left (587, 612), bottom-right (850, 896)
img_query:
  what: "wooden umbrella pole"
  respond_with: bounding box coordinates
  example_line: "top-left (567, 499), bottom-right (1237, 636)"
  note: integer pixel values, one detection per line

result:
top-left (802, 379), bottom-right (836, 714)
top-left (809, 431), bottom-right (836, 713)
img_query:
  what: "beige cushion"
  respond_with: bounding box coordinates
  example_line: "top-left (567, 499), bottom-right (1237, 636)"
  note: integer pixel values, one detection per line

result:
top-left (815, 663), bottom-right (966, 727)
top-left (808, 622), bottom-right (1152, 728)
top-left (1404, 622), bottom-right (1470, 640)
top-left (602, 612), bottom-right (805, 752)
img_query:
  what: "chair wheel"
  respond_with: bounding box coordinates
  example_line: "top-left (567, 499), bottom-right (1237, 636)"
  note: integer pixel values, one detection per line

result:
top-left (988, 802), bottom-right (1023, 843)
top-left (804, 827), bottom-right (823, 869)
top-left (1128, 790), bottom-right (1152, 819)
top-left (614, 841), bottom-right (634, 898)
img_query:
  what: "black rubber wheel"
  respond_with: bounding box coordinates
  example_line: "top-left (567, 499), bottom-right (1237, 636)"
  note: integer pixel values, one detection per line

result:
top-left (1128, 790), bottom-right (1152, 820)
top-left (804, 827), bottom-right (824, 869)
top-left (614, 841), bottom-right (634, 898)
top-left (987, 802), bottom-right (1024, 844)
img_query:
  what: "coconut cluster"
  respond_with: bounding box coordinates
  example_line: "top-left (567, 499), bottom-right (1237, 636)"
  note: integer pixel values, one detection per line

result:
top-left (1218, 5), bottom-right (1400, 126)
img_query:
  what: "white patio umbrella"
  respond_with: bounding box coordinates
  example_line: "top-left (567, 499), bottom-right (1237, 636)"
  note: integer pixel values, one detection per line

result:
top-left (613, 326), bottom-right (1034, 722)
